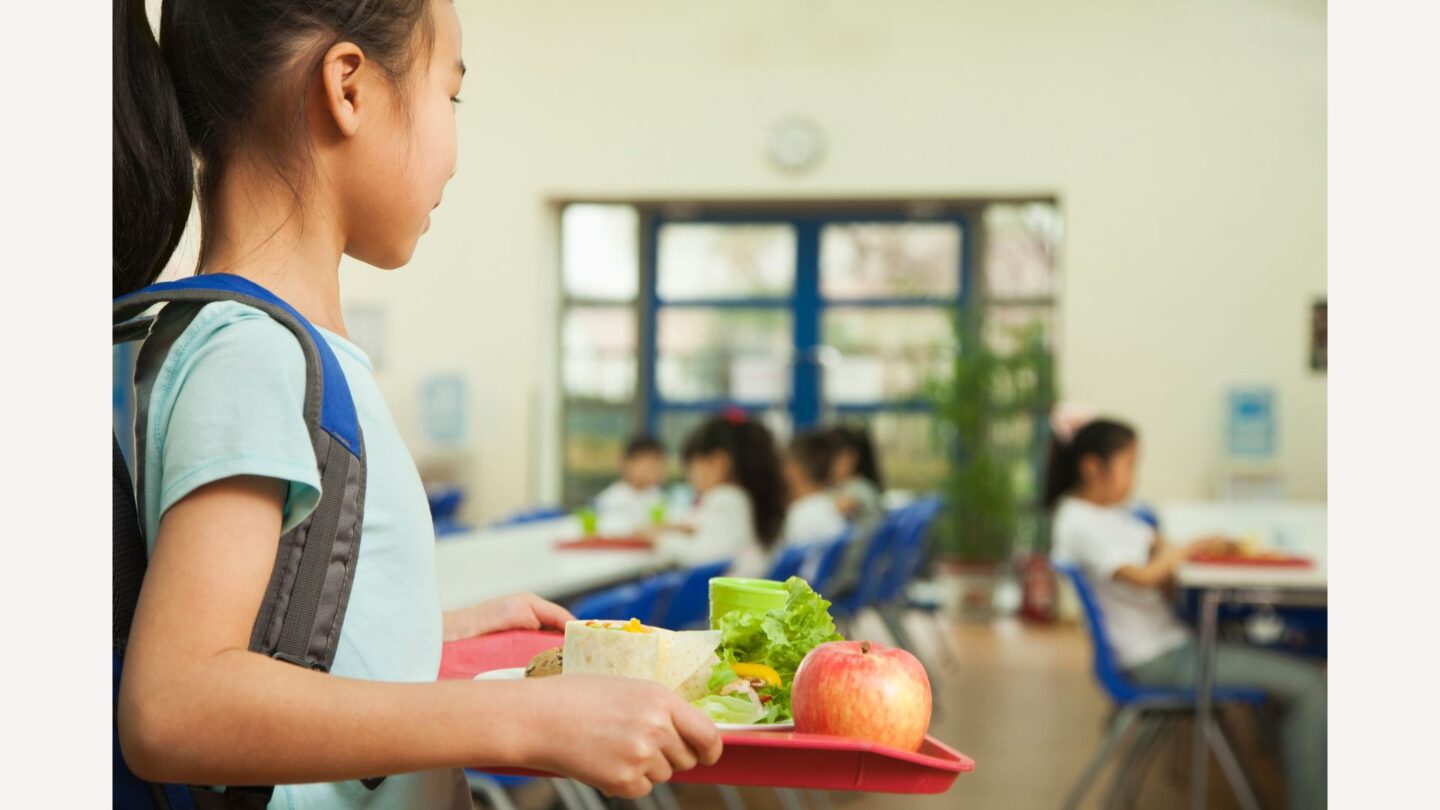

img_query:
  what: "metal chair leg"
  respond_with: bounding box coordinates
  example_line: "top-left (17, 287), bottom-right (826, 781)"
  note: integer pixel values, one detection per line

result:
top-left (633, 795), bottom-right (660, 810)
top-left (1062, 707), bottom-right (1141, 810)
top-left (774, 787), bottom-right (807, 810)
top-left (650, 783), bottom-right (681, 810)
top-left (549, 779), bottom-right (590, 810)
top-left (1207, 720), bottom-right (1262, 810)
top-left (465, 774), bottom-right (520, 810)
top-left (804, 790), bottom-right (832, 810)
top-left (1104, 714), bottom-right (1170, 810)
top-left (714, 785), bottom-right (748, 810)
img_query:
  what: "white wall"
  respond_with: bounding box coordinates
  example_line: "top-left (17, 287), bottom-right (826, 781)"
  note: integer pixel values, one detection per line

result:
top-left (260, 0), bottom-right (1323, 521)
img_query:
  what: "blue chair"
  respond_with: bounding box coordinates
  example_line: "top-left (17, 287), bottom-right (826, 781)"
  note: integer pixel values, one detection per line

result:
top-left (765, 543), bottom-right (811, 582)
top-left (427, 487), bottom-right (476, 537)
top-left (801, 529), bottom-right (854, 598)
top-left (490, 505), bottom-right (569, 528)
top-left (1055, 563), bottom-right (1265, 810)
top-left (570, 572), bottom-right (680, 625)
top-left (831, 507), bottom-right (909, 619)
top-left (655, 560), bottom-right (731, 629)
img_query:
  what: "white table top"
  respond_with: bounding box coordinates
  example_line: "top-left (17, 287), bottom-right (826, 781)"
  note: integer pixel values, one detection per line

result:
top-left (433, 517), bottom-right (669, 610)
top-left (1163, 500), bottom-right (1328, 593)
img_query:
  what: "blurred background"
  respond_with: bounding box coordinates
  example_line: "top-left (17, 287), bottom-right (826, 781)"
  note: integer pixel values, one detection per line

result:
top-left (121, 0), bottom-right (1326, 806)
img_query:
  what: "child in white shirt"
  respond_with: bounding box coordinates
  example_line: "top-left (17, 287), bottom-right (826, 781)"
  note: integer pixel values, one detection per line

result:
top-left (1048, 417), bottom-right (1325, 810)
top-left (593, 436), bottom-right (666, 534)
top-left (658, 413), bottom-right (787, 578)
top-left (782, 431), bottom-right (848, 546)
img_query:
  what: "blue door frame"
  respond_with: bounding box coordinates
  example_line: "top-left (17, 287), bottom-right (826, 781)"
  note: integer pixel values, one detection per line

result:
top-left (641, 212), bottom-right (971, 436)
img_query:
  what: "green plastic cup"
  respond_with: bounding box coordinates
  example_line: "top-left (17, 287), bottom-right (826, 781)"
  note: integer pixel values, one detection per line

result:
top-left (575, 507), bottom-right (598, 536)
top-left (709, 577), bottom-right (788, 629)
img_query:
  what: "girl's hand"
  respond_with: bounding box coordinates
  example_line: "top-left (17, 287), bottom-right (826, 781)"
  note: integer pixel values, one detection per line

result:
top-left (443, 593), bottom-right (575, 642)
top-left (519, 674), bottom-right (724, 797)
top-left (833, 493), bottom-right (860, 517)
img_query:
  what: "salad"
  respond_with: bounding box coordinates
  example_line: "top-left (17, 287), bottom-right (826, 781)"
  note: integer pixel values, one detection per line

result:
top-left (691, 576), bottom-right (843, 725)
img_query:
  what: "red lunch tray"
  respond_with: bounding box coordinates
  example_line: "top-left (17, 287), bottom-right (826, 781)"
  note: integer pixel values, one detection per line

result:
top-left (553, 536), bottom-right (653, 551)
top-left (439, 631), bottom-right (974, 794)
top-left (1189, 554), bottom-right (1314, 568)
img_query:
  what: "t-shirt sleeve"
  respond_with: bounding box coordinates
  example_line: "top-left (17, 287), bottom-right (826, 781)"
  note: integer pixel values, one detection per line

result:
top-left (1054, 504), bottom-right (1148, 582)
top-left (151, 311), bottom-right (323, 536)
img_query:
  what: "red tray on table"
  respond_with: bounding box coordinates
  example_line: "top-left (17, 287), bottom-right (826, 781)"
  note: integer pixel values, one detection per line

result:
top-left (1189, 554), bottom-right (1313, 568)
top-left (440, 631), bottom-right (974, 793)
top-left (553, 536), bottom-right (652, 551)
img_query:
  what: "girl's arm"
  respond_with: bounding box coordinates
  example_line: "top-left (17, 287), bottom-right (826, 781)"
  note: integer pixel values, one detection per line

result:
top-left (118, 476), bottom-right (721, 797)
top-left (1114, 535), bottom-right (1235, 588)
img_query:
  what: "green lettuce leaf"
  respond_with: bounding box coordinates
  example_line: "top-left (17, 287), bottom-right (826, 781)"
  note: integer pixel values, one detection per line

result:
top-left (692, 693), bottom-right (766, 725)
top-left (708, 576), bottom-right (843, 722)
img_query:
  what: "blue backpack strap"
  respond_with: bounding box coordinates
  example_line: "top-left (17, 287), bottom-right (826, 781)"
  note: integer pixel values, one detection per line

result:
top-left (113, 274), bottom-right (383, 805)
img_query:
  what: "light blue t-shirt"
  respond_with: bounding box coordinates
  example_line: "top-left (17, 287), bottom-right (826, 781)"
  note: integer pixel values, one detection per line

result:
top-left (137, 301), bottom-right (471, 810)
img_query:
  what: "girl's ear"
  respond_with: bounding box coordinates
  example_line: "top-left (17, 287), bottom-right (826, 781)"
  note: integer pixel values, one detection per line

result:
top-left (320, 41), bottom-right (368, 138)
top-left (1076, 453), bottom-right (1103, 486)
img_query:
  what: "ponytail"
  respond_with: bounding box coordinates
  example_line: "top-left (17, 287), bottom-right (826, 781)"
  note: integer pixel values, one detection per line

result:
top-left (113, 0), bottom-right (193, 296)
top-left (683, 414), bottom-right (788, 549)
top-left (1042, 418), bottom-right (1138, 509)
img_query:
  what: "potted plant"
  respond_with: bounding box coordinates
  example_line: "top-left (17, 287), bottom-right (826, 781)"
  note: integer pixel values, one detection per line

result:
top-left (927, 306), bottom-right (1054, 611)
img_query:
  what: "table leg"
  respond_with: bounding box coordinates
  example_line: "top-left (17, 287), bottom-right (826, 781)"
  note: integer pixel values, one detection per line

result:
top-left (1190, 589), bottom-right (1221, 810)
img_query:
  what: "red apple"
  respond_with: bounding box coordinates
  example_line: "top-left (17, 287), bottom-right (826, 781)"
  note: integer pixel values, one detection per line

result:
top-left (791, 640), bottom-right (932, 751)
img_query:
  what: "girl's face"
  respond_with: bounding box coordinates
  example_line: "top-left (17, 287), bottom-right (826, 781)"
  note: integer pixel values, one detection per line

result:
top-left (830, 447), bottom-right (858, 485)
top-left (340, 0), bottom-right (464, 269)
top-left (686, 451), bottom-right (733, 495)
top-left (1079, 442), bottom-right (1138, 505)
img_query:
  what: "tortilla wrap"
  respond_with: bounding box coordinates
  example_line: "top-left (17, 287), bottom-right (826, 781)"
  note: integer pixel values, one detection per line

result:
top-left (562, 620), bottom-right (720, 700)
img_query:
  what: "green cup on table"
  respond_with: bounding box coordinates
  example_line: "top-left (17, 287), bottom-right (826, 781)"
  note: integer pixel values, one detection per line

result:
top-left (575, 507), bottom-right (598, 536)
top-left (708, 577), bottom-right (789, 629)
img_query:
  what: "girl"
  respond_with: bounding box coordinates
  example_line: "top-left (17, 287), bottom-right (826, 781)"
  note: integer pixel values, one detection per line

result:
top-left (826, 424), bottom-right (885, 592)
top-left (1046, 417), bottom-right (1325, 810)
top-left (113, 1), bottom-right (720, 806)
top-left (662, 413), bottom-right (787, 578)
top-left (781, 431), bottom-right (848, 546)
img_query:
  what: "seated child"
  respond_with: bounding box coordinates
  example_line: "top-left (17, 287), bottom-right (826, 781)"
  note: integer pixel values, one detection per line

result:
top-left (782, 431), bottom-right (848, 546)
top-left (594, 435), bottom-right (667, 534)
top-left (1048, 416), bottom-right (1326, 810)
top-left (658, 412), bottom-right (787, 578)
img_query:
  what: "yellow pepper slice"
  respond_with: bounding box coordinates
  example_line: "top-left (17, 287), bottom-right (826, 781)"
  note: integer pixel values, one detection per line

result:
top-left (731, 662), bottom-right (782, 687)
top-left (622, 618), bottom-right (652, 633)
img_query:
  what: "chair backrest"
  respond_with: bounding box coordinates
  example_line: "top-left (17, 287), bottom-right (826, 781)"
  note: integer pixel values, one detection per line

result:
top-left (765, 543), bottom-right (811, 582)
top-left (800, 529), bottom-right (852, 597)
top-left (835, 508), bottom-right (909, 613)
top-left (491, 505), bottom-right (569, 528)
top-left (570, 572), bottom-right (677, 625)
top-left (655, 560), bottom-right (731, 629)
top-left (1052, 562), bottom-right (1143, 703)
top-left (876, 495), bottom-right (943, 602)
top-left (428, 487), bottom-right (464, 522)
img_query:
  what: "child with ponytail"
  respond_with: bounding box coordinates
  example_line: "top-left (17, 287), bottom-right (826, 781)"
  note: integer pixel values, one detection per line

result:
top-left (113, 1), bottom-right (719, 805)
top-left (1046, 409), bottom-right (1326, 810)
top-left (664, 411), bottom-right (788, 577)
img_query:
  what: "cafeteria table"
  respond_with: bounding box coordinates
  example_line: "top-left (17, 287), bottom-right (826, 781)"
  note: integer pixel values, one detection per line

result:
top-left (1166, 501), bottom-right (1327, 810)
top-left (434, 516), bottom-right (671, 610)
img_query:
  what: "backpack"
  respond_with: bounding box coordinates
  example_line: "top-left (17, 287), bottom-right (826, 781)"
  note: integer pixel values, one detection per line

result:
top-left (113, 274), bottom-right (380, 808)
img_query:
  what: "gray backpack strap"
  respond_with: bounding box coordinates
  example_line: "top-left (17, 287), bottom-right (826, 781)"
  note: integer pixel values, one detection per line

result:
top-left (114, 274), bottom-right (385, 798)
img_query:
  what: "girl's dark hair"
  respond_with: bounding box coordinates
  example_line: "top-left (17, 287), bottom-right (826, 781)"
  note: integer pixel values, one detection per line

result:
top-left (788, 431), bottom-right (837, 487)
top-left (1043, 418), bottom-right (1138, 509)
top-left (828, 424), bottom-right (884, 490)
top-left (113, 0), bottom-right (436, 296)
top-left (623, 435), bottom-right (665, 459)
top-left (683, 415), bottom-right (787, 549)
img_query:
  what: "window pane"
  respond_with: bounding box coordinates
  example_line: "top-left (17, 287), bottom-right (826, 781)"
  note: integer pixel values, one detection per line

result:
top-left (563, 204), bottom-right (638, 301)
top-left (983, 203), bottom-right (1062, 300)
top-left (657, 223), bottom-right (795, 300)
top-left (983, 305), bottom-right (1054, 357)
top-left (563, 306), bottom-right (636, 402)
top-left (563, 403), bottom-right (636, 504)
top-left (657, 309), bottom-right (792, 402)
top-left (820, 222), bottom-right (961, 299)
top-left (822, 308), bottom-right (955, 403)
top-left (848, 412), bottom-right (949, 492)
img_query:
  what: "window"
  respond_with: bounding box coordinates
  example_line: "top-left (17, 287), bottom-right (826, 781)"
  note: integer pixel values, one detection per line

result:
top-left (557, 201), bottom-right (1061, 512)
